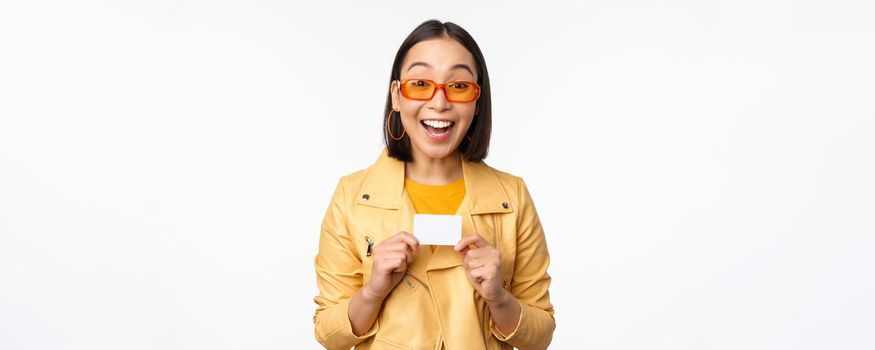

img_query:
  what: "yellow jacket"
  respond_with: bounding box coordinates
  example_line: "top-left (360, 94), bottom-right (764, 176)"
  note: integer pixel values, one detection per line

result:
top-left (313, 149), bottom-right (555, 349)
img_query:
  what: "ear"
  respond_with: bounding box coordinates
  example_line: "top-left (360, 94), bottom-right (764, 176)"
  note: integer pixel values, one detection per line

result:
top-left (390, 80), bottom-right (400, 111)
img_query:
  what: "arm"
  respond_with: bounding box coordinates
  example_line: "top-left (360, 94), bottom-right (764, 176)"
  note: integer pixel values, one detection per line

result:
top-left (348, 231), bottom-right (419, 336)
top-left (489, 178), bottom-right (555, 350)
top-left (313, 178), bottom-right (419, 348)
top-left (313, 177), bottom-right (378, 349)
top-left (454, 234), bottom-right (522, 337)
top-left (486, 289), bottom-right (522, 337)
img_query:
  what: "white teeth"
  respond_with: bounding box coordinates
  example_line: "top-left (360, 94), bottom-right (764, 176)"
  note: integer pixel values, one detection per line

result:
top-left (422, 120), bottom-right (453, 128)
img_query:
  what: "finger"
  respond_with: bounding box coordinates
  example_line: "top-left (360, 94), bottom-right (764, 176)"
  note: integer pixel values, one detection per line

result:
top-left (396, 231), bottom-right (421, 253)
top-left (391, 257), bottom-right (407, 273)
top-left (380, 252), bottom-right (405, 267)
top-left (376, 256), bottom-right (403, 275)
top-left (404, 246), bottom-right (413, 264)
top-left (463, 247), bottom-right (488, 259)
top-left (374, 241), bottom-right (408, 256)
top-left (383, 240), bottom-right (416, 254)
top-left (454, 233), bottom-right (487, 251)
top-left (462, 266), bottom-right (476, 286)
top-left (390, 251), bottom-right (412, 265)
top-left (469, 268), bottom-right (485, 285)
top-left (465, 257), bottom-right (490, 271)
top-left (457, 245), bottom-right (470, 256)
top-left (467, 248), bottom-right (500, 263)
top-left (454, 234), bottom-right (476, 251)
top-left (469, 266), bottom-right (493, 282)
top-left (468, 234), bottom-right (489, 248)
top-left (459, 242), bottom-right (495, 257)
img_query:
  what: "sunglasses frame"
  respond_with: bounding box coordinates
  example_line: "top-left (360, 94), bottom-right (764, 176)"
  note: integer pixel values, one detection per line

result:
top-left (396, 79), bottom-right (481, 103)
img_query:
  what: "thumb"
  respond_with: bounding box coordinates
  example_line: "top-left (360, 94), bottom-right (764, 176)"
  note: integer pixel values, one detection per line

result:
top-left (454, 233), bottom-right (487, 251)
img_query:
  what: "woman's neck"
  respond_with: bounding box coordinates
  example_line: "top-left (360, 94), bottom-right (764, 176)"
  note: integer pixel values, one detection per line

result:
top-left (405, 150), bottom-right (463, 185)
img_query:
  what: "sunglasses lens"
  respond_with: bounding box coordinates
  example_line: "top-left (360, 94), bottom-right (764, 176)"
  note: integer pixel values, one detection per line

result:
top-left (401, 79), bottom-right (435, 100)
top-left (400, 79), bottom-right (480, 102)
top-left (445, 82), bottom-right (479, 102)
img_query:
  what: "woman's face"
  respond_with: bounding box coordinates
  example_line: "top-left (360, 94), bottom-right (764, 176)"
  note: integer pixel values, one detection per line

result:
top-left (391, 37), bottom-right (478, 162)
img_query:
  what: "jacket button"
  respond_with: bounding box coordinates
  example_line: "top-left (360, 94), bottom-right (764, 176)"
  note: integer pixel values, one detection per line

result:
top-left (362, 194), bottom-right (370, 200)
top-left (501, 201), bottom-right (509, 209)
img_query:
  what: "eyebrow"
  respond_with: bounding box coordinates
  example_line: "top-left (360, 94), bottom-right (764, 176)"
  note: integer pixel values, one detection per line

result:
top-left (405, 61), bottom-right (475, 77)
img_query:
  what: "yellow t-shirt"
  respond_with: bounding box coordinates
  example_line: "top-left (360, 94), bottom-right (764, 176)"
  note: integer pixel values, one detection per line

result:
top-left (404, 176), bottom-right (466, 253)
top-left (405, 177), bottom-right (466, 214)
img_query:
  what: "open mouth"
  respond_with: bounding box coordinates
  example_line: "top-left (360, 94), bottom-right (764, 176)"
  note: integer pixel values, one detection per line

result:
top-left (420, 119), bottom-right (455, 140)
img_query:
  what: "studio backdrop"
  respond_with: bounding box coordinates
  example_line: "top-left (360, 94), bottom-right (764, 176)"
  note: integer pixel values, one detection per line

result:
top-left (1, 1), bottom-right (873, 349)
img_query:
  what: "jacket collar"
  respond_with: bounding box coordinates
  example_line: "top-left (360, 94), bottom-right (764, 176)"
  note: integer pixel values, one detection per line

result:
top-left (355, 148), bottom-right (513, 215)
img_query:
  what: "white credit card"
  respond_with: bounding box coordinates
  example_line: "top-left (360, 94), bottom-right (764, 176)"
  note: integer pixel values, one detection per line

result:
top-left (413, 214), bottom-right (462, 246)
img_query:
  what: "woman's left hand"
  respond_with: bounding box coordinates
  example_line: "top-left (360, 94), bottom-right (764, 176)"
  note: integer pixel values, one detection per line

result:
top-left (454, 233), bottom-right (507, 304)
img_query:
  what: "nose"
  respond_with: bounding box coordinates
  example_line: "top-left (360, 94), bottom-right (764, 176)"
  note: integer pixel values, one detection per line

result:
top-left (426, 86), bottom-right (451, 112)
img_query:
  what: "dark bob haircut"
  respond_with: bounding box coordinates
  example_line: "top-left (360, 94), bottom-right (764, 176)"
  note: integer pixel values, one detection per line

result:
top-left (383, 19), bottom-right (492, 162)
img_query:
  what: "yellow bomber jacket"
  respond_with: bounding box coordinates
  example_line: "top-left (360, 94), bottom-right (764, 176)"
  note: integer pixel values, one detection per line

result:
top-left (313, 148), bottom-right (555, 349)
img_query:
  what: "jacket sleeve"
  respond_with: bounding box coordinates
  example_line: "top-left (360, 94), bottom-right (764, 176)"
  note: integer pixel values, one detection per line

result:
top-left (313, 177), bottom-right (378, 349)
top-left (489, 178), bottom-right (556, 350)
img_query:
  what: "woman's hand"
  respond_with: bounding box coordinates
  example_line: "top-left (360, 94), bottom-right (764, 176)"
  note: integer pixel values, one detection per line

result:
top-left (454, 233), bottom-right (508, 304)
top-left (364, 231), bottom-right (420, 302)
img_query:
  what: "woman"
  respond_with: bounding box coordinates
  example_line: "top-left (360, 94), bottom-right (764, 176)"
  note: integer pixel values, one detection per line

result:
top-left (313, 20), bottom-right (555, 350)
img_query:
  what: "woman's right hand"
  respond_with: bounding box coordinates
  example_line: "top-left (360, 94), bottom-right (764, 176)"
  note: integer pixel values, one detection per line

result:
top-left (363, 231), bottom-right (420, 301)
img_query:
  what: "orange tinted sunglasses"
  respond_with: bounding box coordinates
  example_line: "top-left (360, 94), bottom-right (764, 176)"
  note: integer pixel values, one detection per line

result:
top-left (397, 79), bottom-right (481, 103)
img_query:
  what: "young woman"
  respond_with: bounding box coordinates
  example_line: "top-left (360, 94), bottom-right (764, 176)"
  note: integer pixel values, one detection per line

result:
top-left (313, 20), bottom-right (555, 350)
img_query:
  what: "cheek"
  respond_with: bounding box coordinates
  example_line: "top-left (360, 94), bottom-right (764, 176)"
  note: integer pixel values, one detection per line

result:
top-left (457, 111), bottom-right (477, 131)
top-left (398, 103), bottom-right (424, 126)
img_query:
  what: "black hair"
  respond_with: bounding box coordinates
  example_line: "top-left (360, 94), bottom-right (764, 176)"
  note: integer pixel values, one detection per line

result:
top-left (383, 19), bottom-right (492, 162)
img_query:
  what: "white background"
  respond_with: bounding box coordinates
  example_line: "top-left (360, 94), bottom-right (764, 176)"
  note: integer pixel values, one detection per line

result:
top-left (1, 1), bottom-right (874, 349)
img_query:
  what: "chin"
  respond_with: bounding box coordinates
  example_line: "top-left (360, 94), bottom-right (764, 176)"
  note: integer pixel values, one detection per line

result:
top-left (414, 141), bottom-right (461, 160)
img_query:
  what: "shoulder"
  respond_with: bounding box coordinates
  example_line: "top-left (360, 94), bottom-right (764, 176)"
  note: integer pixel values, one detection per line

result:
top-left (337, 167), bottom-right (370, 188)
top-left (333, 148), bottom-right (398, 190)
top-left (486, 163), bottom-right (524, 184)
top-left (477, 161), bottom-right (528, 191)
top-left (329, 165), bottom-right (373, 204)
top-left (472, 161), bottom-right (537, 209)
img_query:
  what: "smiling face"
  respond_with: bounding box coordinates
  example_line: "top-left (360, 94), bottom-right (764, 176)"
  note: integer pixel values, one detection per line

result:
top-left (391, 37), bottom-right (479, 162)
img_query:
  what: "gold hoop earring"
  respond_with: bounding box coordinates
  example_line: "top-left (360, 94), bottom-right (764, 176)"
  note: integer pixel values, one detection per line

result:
top-left (386, 109), bottom-right (405, 141)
